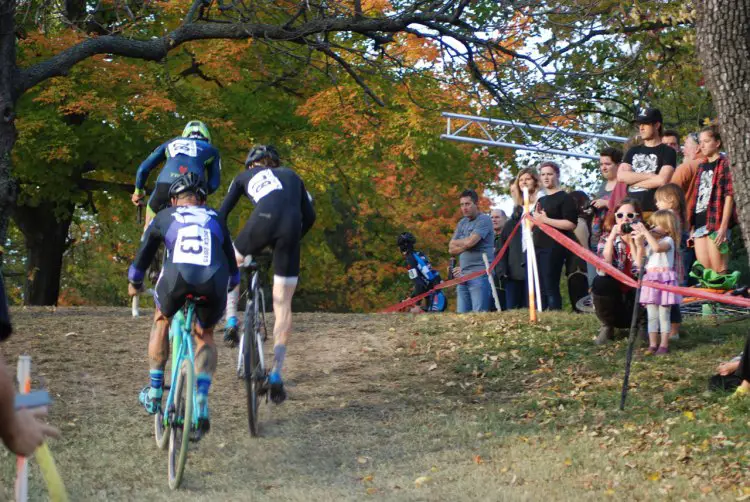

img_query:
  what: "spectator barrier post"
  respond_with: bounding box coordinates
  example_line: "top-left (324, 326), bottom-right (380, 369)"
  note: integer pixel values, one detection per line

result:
top-left (483, 252), bottom-right (502, 311)
top-left (620, 253), bottom-right (647, 411)
top-left (523, 188), bottom-right (542, 321)
top-left (15, 355), bottom-right (31, 502)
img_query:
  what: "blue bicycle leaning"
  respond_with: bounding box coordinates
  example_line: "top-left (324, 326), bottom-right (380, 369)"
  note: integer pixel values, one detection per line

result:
top-left (153, 296), bottom-right (203, 490)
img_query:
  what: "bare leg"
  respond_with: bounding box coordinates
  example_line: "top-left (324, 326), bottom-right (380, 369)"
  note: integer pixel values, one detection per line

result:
top-left (272, 280), bottom-right (297, 350)
top-left (705, 238), bottom-right (729, 273)
top-left (148, 309), bottom-right (170, 371)
top-left (694, 237), bottom-right (711, 270)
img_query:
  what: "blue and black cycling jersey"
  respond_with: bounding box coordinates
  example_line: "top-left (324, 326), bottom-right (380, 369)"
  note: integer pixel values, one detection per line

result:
top-left (135, 137), bottom-right (221, 194)
top-left (128, 205), bottom-right (240, 326)
top-left (404, 251), bottom-right (441, 297)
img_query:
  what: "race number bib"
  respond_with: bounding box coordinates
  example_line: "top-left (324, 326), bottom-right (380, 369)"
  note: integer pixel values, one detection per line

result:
top-left (247, 169), bottom-right (283, 203)
top-left (408, 268), bottom-right (418, 280)
top-left (167, 139), bottom-right (198, 158)
top-left (173, 225), bottom-right (211, 266)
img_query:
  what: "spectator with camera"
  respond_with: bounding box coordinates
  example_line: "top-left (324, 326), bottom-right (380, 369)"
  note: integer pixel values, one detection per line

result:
top-left (593, 198), bottom-right (645, 344)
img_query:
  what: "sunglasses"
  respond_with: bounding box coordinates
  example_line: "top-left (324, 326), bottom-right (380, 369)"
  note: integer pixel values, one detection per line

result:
top-left (616, 212), bottom-right (636, 219)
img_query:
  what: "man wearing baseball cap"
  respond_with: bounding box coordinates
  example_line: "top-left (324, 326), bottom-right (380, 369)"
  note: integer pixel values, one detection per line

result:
top-left (617, 108), bottom-right (677, 212)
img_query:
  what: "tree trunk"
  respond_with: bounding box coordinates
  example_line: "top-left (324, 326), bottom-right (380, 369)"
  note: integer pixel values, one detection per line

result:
top-left (13, 203), bottom-right (73, 305)
top-left (0, 0), bottom-right (18, 265)
top-left (695, 0), bottom-right (750, 259)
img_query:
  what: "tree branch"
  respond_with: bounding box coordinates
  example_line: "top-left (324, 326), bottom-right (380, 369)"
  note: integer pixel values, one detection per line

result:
top-left (16, 12), bottom-right (473, 97)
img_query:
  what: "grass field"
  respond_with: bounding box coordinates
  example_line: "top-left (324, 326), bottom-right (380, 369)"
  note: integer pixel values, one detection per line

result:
top-left (0, 307), bottom-right (748, 500)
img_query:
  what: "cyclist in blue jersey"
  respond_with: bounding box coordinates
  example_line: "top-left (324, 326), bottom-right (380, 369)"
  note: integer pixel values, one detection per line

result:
top-left (128, 174), bottom-right (240, 434)
top-left (397, 232), bottom-right (447, 312)
top-left (131, 121), bottom-right (221, 229)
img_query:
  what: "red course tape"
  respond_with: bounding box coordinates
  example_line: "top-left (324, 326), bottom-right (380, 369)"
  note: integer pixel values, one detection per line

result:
top-left (381, 214), bottom-right (750, 313)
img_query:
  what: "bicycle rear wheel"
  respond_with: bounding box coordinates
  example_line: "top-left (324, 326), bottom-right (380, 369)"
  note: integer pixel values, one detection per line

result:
top-left (168, 362), bottom-right (193, 490)
top-left (243, 292), bottom-right (262, 436)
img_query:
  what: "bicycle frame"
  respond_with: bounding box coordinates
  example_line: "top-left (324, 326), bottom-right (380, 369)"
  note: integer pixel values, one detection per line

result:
top-left (237, 264), bottom-right (267, 377)
top-left (163, 301), bottom-right (199, 430)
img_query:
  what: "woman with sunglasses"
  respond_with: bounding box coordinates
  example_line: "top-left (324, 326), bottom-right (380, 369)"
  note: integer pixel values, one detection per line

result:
top-left (592, 198), bottom-right (645, 344)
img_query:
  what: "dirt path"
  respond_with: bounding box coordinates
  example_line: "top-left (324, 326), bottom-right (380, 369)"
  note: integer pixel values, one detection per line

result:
top-left (0, 308), bottom-right (519, 501)
top-left (3, 308), bottom-right (738, 501)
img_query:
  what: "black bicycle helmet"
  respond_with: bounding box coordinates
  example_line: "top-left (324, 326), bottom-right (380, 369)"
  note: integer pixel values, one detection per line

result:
top-left (245, 145), bottom-right (280, 168)
top-left (169, 173), bottom-right (207, 201)
top-left (397, 232), bottom-right (416, 252)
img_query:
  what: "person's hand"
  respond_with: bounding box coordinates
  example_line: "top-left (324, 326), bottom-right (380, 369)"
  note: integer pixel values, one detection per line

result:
top-left (717, 362), bottom-right (736, 376)
top-left (128, 283), bottom-right (143, 297)
top-left (452, 266), bottom-right (462, 278)
top-left (531, 209), bottom-right (547, 224)
top-left (131, 192), bottom-right (144, 206)
top-left (610, 224), bottom-right (621, 237)
top-left (409, 305), bottom-right (424, 314)
top-left (714, 226), bottom-right (728, 246)
top-left (592, 199), bottom-right (608, 209)
top-left (5, 408), bottom-right (60, 457)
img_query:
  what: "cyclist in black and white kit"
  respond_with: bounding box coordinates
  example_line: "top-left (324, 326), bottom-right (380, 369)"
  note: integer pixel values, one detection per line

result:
top-left (220, 145), bottom-right (316, 403)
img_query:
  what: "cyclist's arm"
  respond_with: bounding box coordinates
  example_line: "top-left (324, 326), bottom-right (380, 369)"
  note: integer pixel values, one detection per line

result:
top-left (205, 150), bottom-right (221, 195)
top-left (135, 142), bottom-right (168, 192)
top-left (300, 181), bottom-right (316, 238)
top-left (128, 218), bottom-right (163, 286)
top-left (220, 220), bottom-right (240, 289)
top-left (218, 175), bottom-right (245, 221)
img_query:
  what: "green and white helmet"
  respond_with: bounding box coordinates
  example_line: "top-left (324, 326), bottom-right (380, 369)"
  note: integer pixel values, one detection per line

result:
top-left (182, 120), bottom-right (211, 143)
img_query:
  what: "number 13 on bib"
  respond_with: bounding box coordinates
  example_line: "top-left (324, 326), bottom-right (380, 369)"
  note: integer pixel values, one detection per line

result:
top-left (173, 225), bottom-right (212, 266)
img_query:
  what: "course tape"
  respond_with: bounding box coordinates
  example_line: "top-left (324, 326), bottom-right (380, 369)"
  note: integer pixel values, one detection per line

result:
top-left (381, 215), bottom-right (750, 312)
top-left (379, 219), bottom-right (523, 313)
top-left (531, 217), bottom-right (750, 308)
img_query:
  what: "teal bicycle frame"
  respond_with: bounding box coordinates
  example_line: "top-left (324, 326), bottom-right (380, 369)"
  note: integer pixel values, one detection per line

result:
top-left (162, 301), bottom-right (199, 431)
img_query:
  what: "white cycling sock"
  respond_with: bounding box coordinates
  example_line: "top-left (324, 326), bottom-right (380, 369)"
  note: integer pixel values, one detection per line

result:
top-left (226, 286), bottom-right (239, 321)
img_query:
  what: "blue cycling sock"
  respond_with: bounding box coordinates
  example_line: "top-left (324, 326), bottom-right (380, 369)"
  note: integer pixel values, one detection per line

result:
top-left (273, 344), bottom-right (286, 374)
top-left (196, 373), bottom-right (212, 403)
top-left (226, 316), bottom-right (237, 328)
top-left (150, 370), bottom-right (164, 390)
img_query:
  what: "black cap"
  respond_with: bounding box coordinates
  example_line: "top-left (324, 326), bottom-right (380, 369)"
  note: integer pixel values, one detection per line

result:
top-left (635, 108), bottom-right (663, 124)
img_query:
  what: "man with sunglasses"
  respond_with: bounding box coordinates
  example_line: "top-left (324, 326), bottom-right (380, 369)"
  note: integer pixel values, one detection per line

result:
top-left (617, 108), bottom-right (677, 213)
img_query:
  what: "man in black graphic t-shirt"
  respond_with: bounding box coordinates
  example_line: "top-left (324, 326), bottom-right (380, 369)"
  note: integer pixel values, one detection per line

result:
top-left (617, 108), bottom-right (677, 212)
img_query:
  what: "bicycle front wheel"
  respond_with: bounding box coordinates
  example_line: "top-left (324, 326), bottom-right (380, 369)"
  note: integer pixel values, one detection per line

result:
top-left (243, 295), bottom-right (262, 436)
top-left (168, 361), bottom-right (193, 490)
top-left (154, 392), bottom-right (169, 450)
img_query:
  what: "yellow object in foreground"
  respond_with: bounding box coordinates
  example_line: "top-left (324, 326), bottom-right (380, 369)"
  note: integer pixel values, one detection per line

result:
top-left (36, 443), bottom-right (68, 502)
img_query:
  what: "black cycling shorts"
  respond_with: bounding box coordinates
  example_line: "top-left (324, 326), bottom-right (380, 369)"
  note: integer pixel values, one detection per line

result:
top-left (233, 211), bottom-right (301, 279)
top-left (147, 183), bottom-right (172, 215)
top-left (155, 268), bottom-right (227, 328)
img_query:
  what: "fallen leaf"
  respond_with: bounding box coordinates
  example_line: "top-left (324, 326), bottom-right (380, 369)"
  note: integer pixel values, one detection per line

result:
top-left (357, 457), bottom-right (368, 464)
top-left (683, 411), bottom-right (696, 421)
top-left (427, 363), bottom-right (437, 371)
top-left (564, 458), bottom-right (572, 467)
top-left (414, 476), bottom-right (432, 488)
top-left (474, 455), bottom-right (483, 464)
top-left (366, 488), bottom-right (378, 495)
top-left (362, 475), bottom-right (374, 483)
top-left (648, 472), bottom-right (661, 481)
